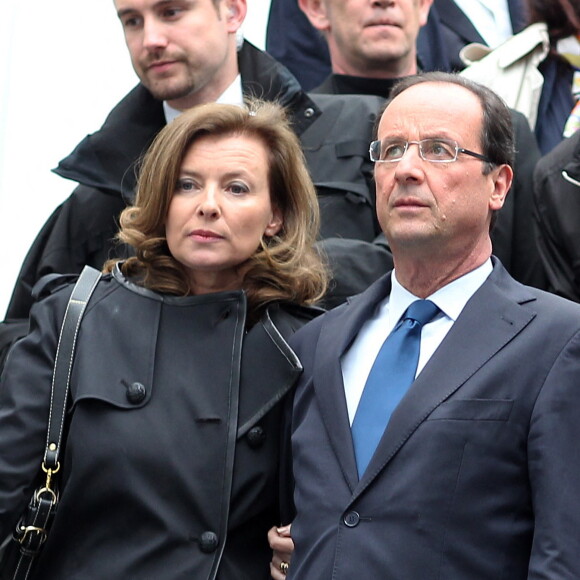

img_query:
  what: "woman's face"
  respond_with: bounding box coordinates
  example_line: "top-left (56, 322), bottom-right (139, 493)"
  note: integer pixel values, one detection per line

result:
top-left (165, 133), bottom-right (283, 294)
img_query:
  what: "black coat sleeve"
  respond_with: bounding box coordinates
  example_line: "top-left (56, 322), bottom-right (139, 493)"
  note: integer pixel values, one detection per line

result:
top-left (534, 132), bottom-right (580, 301)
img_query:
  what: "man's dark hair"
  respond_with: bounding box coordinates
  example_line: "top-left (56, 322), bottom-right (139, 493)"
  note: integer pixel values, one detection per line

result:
top-left (385, 72), bottom-right (516, 175)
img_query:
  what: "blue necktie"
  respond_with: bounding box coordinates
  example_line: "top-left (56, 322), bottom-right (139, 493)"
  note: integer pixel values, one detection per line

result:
top-left (352, 299), bottom-right (440, 477)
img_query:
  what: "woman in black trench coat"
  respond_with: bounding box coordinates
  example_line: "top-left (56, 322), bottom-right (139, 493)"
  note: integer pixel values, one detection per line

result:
top-left (0, 100), bottom-right (327, 579)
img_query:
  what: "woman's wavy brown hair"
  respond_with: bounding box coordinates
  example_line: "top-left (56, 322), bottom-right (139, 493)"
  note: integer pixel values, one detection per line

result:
top-left (105, 99), bottom-right (328, 312)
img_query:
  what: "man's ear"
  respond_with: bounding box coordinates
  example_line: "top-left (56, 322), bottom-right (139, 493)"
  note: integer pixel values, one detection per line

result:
top-left (418, 0), bottom-right (434, 28)
top-left (223, 0), bottom-right (247, 32)
top-left (298, 0), bottom-right (331, 32)
top-left (489, 164), bottom-right (513, 211)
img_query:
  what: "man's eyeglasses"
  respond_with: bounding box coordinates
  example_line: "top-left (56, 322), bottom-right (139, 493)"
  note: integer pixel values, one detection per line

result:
top-left (369, 138), bottom-right (494, 164)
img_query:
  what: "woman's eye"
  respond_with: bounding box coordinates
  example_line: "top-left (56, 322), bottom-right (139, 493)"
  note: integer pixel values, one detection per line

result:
top-left (176, 179), bottom-right (196, 192)
top-left (227, 183), bottom-right (249, 195)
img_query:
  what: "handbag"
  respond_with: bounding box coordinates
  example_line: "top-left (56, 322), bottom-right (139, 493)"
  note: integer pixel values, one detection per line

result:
top-left (0, 265), bottom-right (101, 580)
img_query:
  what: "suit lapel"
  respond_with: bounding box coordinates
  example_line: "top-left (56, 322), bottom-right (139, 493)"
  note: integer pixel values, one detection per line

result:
top-left (354, 263), bottom-right (537, 497)
top-left (313, 275), bottom-right (393, 492)
top-left (507, 0), bottom-right (527, 33)
top-left (436, 0), bottom-right (485, 45)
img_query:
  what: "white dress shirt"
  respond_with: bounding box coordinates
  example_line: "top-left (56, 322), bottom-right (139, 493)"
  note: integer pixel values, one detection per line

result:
top-left (453, 0), bottom-right (514, 48)
top-left (162, 74), bottom-right (244, 124)
top-left (341, 260), bottom-right (493, 425)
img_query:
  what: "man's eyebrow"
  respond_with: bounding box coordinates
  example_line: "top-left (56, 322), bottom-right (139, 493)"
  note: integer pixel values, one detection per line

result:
top-left (117, 0), bottom-right (180, 18)
top-left (117, 7), bottom-right (137, 19)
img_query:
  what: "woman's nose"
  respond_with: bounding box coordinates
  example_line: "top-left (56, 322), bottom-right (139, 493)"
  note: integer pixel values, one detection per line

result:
top-left (197, 187), bottom-right (221, 218)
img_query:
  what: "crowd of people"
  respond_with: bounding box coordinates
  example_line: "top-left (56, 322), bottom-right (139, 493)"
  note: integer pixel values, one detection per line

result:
top-left (1, 0), bottom-right (580, 579)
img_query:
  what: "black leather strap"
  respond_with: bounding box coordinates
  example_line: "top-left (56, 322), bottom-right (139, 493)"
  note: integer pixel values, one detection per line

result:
top-left (5, 266), bottom-right (101, 580)
top-left (43, 266), bottom-right (101, 470)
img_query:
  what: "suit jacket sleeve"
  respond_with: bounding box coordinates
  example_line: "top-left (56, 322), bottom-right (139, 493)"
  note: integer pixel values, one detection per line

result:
top-left (527, 329), bottom-right (580, 577)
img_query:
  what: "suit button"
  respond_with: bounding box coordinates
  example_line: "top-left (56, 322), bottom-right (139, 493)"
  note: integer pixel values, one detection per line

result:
top-left (343, 511), bottom-right (360, 528)
top-left (126, 382), bottom-right (146, 404)
top-left (246, 426), bottom-right (266, 448)
top-left (199, 531), bottom-right (219, 553)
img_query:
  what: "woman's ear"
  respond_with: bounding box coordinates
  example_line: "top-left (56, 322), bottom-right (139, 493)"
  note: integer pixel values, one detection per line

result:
top-left (264, 208), bottom-right (283, 237)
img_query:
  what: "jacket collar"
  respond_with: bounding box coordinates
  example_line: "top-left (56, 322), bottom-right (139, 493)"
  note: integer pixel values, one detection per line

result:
top-left (312, 73), bottom-right (401, 99)
top-left (52, 41), bottom-right (320, 201)
top-left (435, 0), bottom-right (485, 45)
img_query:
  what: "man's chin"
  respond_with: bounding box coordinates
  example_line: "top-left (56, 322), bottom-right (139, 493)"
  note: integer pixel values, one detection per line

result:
top-left (142, 79), bottom-right (193, 103)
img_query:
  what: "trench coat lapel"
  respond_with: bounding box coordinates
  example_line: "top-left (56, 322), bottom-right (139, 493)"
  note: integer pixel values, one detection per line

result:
top-left (353, 263), bottom-right (537, 497)
top-left (237, 309), bottom-right (303, 438)
top-left (313, 274), bottom-right (393, 492)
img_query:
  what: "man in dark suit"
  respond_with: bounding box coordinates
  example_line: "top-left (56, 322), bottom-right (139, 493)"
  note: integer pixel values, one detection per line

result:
top-left (269, 72), bottom-right (580, 579)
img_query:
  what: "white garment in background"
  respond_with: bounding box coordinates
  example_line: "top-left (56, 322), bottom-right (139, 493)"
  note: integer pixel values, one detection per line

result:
top-left (453, 0), bottom-right (514, 48)
top-left (460, 23), bottom-right (550, 130)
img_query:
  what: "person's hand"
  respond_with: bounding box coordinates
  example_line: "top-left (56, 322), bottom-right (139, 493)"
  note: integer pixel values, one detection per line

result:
top-left (268, 524), bottom-right (294, 578)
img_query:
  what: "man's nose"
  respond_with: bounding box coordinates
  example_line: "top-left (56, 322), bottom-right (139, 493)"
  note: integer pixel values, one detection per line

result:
top-left (393, 143), bottom-right (426, 182)
top-left (142, 18), bottom-right (168, 50)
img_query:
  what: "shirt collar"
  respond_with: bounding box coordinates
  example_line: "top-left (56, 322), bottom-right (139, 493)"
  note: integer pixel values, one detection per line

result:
top-left (389, 259), bottom-right (493, 326)
top-left (162, 75), bottom-right (244, 124)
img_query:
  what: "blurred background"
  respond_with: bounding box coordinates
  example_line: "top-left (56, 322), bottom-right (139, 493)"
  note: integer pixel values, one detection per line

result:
top-left (0, 0), bottom-right (272, 315)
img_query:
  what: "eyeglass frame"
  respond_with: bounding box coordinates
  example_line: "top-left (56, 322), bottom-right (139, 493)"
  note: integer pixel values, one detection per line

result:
top-left (369, 138), bottom-right (494, 164)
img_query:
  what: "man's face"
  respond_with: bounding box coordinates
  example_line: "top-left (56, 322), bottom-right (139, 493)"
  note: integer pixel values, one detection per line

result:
top-left (114, 0), bottom-right (245, 109)
top-left (305, 0), bottom-right (432, 77)
top-left (373, 82), bottom-right (510, 260)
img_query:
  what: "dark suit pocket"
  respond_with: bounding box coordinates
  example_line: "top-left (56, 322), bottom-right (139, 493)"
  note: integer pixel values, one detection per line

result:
top-left (427, 399), bottom-right (513, 421)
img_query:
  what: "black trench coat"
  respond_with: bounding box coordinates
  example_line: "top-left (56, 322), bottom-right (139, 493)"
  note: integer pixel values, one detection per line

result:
top-left (0, 267), bottom-right (320, 579)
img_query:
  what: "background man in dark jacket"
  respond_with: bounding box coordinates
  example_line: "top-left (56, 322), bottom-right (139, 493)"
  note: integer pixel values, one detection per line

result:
top-left (3, 0), bottom-right (387, 327)
top-left (534, 130), bottom-right (580, 301)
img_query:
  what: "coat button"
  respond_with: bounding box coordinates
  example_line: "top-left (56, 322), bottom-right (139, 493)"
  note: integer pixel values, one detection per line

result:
top-left (199, 531), bottom-right (219, 553)
top-left (304, 107), bottom-right (315, 118)
top-left (246, 426), bottom-right (266, 448)
top-left (343, 511), bottom-right (360, 528)
top-left (126, 382), bottom-right (146, 404)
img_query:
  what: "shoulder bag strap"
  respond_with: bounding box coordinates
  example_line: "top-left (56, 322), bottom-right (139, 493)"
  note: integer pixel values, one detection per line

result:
top-left (43, 265), bottom-right (102, 471)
